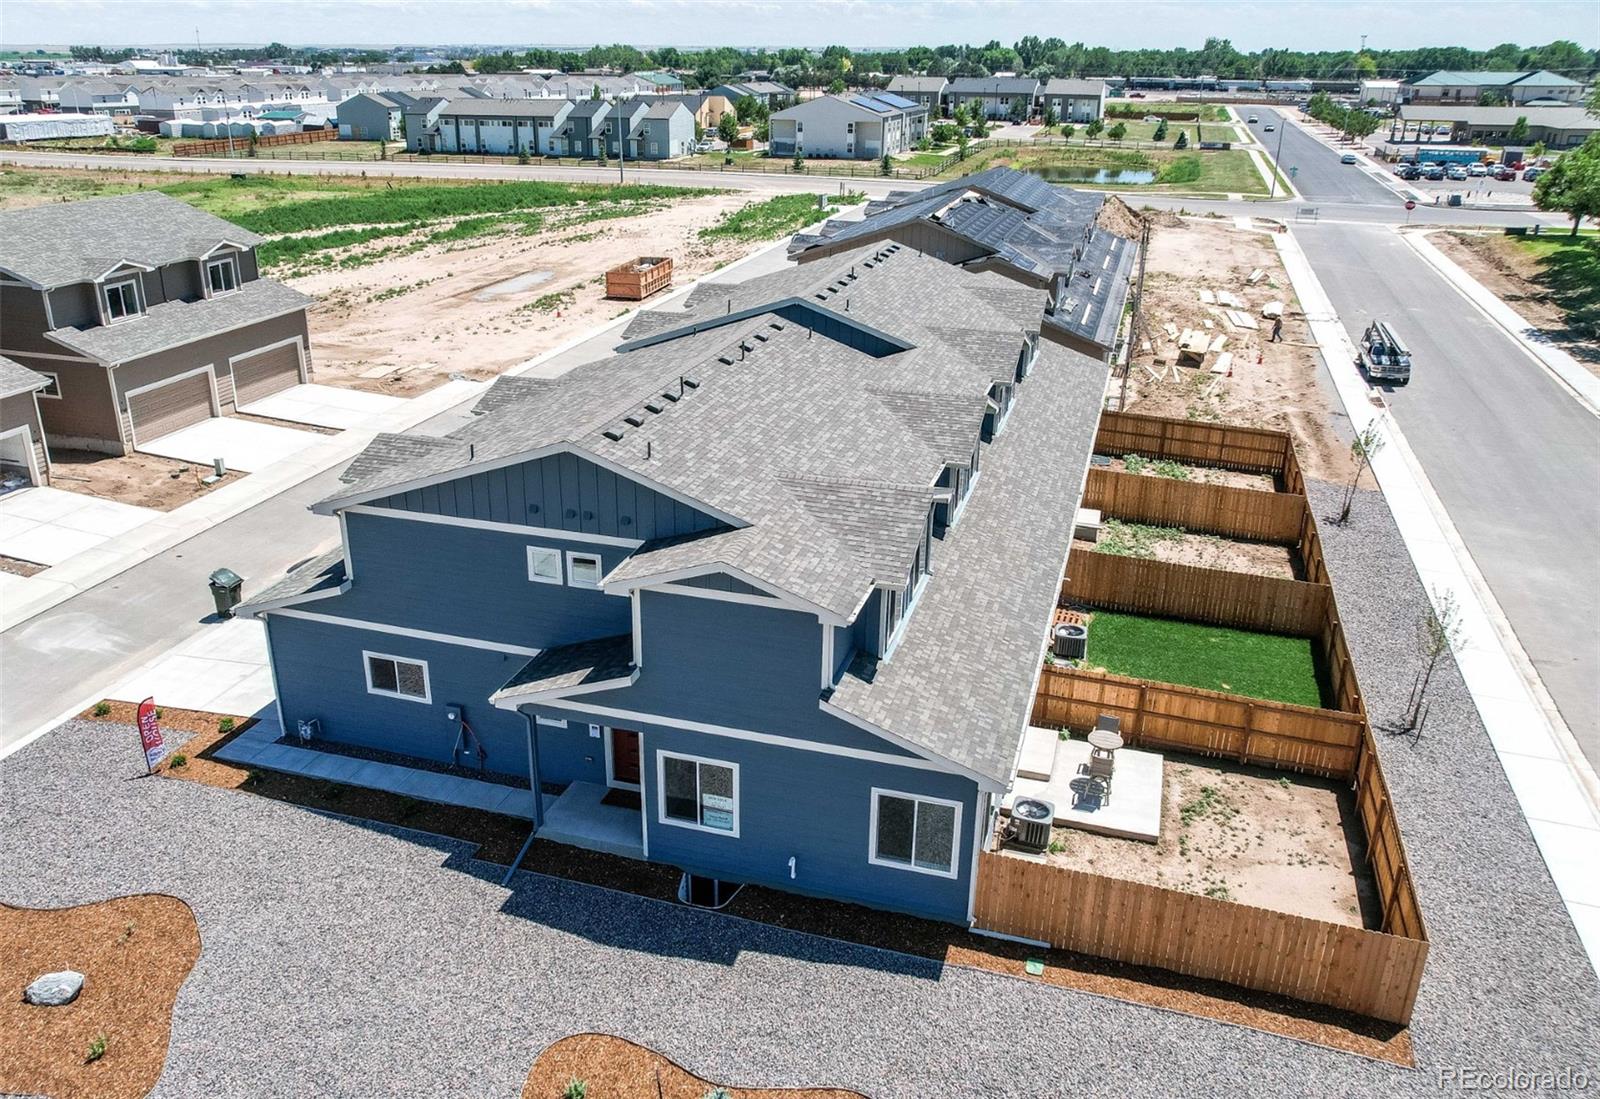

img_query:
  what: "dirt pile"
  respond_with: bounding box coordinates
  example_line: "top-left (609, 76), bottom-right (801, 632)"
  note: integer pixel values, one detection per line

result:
top-left (1095, 194), bottom-right (1145, 240)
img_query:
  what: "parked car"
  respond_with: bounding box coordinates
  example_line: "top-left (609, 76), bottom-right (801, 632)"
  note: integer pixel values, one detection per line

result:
top-left (1395, 164), bottom-right (1421, 180)
top-left (1264, 123), bottom-right (1276, 132)
top-left (692, 139), bottom-right (714, 154)
top-left (1523, 167), bottom-right (1543, 182)
top-left (1340, 153), bottom-right (1359, 164)
top-left (1129, 91), bottom-right (1146, 98)
top-left (1423, 165), bottom-right (1446, 181)
top-left (1247, 114), bottom-right (1260, 124)
top-left (1494, 166), bottom-right (1517, 181)
top-left (1445, 165), bottom-right (1468, 181)
top-left (1466, 162), bottom-right (1488, 177)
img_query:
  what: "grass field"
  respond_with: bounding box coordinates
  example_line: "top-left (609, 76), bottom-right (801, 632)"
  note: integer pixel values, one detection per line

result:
top-left (699, 190), bottom-right (865, 243)
top-left (933, 144), bottom-right (1265, 193)
top-left (1087, 610), bottom-right (1329, 708)
top-left (1514, 233), bottom-right (1600, 337)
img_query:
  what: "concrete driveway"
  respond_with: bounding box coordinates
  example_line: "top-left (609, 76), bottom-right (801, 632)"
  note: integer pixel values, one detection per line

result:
top-left (137, 417), bottom-right (315, 473)
top-left (105, 617), bottom-right (274, 717)
top-left (238, 383), bottom-right (406, 430)
top-left (0, 486), bottom-right (157, 567)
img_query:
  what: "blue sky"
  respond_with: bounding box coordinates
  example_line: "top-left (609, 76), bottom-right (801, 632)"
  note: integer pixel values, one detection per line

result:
top-left (1, 0), bottom-right (1593, 52)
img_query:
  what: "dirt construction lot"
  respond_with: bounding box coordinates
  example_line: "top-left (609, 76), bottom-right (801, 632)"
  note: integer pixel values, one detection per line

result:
top-left (1031, 756), bottom-right (1374, 927)
top-left (288, 192), bottom-right (757, 396)
top-left (1125, 215), bottom-right (1359, 483)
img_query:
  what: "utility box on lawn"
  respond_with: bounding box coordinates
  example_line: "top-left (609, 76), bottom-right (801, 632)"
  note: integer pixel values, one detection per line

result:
top-left (605, 256), bottom-right (673, 301)
top-left (208, 568), bottom-right (244, 618)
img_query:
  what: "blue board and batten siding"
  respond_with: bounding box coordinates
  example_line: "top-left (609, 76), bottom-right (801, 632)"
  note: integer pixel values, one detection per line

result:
top-left (335, 509), bottom-right (631, 649)
top-left (368, 451), bottom-right (722, 542)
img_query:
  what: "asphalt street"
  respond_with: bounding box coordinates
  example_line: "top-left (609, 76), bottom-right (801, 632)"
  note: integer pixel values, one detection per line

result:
top-left (1258, 107), bottom-right (1600, 766)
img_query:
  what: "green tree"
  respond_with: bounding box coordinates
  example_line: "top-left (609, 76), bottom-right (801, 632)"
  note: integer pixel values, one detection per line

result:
top-left (1153, 118), bottom-right (1168, 141)
top-left (1174, 130), bottom-right (1189, 150)
top-left (957, 132), bottom-right (970, 160)
top-left (1042, 103), bottom-right (1058, 128)
top-left (1085, 118), bottom-right (1104, 140)
top-left (1338, 423), bottom-right (1385, 525)
top-left (1508, 115), bottom-right (1530, 142)
top-left (717, 112), bottom-right (739, 143)
top-left (1533, 134), bottom-right (1600, 236)
top-left (1107, 121), bottom-right (1127, 143)
top-left (828, 77), bottom-right (845, 95)
top-left (792, 147), bottom-right (805, 171)
top-left (880, 153), bottom-right (893, 176)
top-left (1354, 53), bottom-right (1378, 78)
top-left (1061, 123), bottom-right (1075, 142)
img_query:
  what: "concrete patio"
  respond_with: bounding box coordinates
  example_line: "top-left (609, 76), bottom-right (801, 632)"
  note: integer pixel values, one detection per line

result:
top-left (1001, 726), bottom-right (1163, 842)
top-left (537, 780), bottom-right (646, 859)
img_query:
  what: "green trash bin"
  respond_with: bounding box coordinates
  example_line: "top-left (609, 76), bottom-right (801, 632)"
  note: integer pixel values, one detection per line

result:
top-left (208, 568), bottom-right (243, 618)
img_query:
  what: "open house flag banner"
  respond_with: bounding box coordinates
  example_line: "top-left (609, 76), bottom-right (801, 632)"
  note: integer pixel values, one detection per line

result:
top-left (137, 697), bottom-right (166, 771)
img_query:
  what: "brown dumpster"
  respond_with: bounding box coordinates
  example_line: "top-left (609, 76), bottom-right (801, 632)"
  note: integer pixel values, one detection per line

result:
top-left (605, 256), bottom-right (673, 301)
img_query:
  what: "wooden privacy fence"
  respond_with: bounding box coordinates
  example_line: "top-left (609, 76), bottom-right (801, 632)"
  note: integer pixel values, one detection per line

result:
top-left (1094, 410), bottom-right (1292, 475)
top-left (973, 854), bottom-right (1429, 1025)
top-left (1032, 663), bottom-right (1364, 778)
top-left (1084, 467), bottom-right (1306, 543)
top-left (173, 128), bottom-right (336, 158)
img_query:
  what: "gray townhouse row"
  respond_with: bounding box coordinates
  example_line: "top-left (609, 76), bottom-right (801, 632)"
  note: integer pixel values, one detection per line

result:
top-left (886, 76), bottom-right (1107, 123)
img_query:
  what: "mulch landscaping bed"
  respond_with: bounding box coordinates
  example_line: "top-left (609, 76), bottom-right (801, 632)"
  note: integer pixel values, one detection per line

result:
top-left (100, 709), bottom-right (1412, 1066)
top-left (524, 1033), bottom-right (865, 1098)
top-left (1, 894), bottom-right (201, 1099)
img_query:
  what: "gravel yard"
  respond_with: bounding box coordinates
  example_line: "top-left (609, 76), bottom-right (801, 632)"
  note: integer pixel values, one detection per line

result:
top-left (0, 481), bottom-right (1595, 1096)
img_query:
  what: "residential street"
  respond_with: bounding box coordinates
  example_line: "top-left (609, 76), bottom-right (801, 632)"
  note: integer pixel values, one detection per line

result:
top-left (1253, 106), bottom-right (1600, 768)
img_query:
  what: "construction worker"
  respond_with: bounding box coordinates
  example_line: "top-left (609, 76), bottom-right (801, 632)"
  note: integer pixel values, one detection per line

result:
top-left (1270, 315), bottom-right (1284, 343)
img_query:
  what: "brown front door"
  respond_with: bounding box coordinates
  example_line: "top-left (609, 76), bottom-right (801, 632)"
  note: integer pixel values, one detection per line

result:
top-left (608, 728), bottom-right (640, 788)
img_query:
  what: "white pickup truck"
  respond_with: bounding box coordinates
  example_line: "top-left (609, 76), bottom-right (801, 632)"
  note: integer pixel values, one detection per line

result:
top-left (1358, 320), bottom-right (1412, 385)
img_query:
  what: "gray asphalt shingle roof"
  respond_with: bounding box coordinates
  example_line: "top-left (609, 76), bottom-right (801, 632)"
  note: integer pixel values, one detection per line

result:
top-left (45, 278), bottom-right (312, 365)
top-left (492, 634), bottom-right (635, 702)
top-left (237, 548), bottom-right (347, 617)
top-left (0, 354), bottom-right (49, 398)
top-left (0, 191), bottom-right (264, 289)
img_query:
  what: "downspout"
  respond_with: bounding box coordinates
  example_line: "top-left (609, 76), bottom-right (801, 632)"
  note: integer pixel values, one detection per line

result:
top-left (500, 708), bottom-right (544, 887)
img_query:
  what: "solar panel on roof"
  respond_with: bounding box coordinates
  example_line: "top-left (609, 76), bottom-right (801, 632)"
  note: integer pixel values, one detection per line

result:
top-left (849, 95), bottom-right (892, 113)
top-left (874, 92), bottom-right (918, 109)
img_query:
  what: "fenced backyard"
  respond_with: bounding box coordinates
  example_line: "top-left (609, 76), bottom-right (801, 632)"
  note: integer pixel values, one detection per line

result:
top-left (976, 410), bottom-right (1428, 1026)
top-left (172, 128), bottom-right (339, 158)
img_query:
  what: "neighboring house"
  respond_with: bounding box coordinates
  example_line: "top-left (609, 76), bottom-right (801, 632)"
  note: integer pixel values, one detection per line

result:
top-left (552, 99), bottom-right (611, 158)
top-left (1039, 78), bottom-right (1106, 123)
top-left (630, 101), bottom-right (695, 159)
top-left (769, 93), bottom-right (928, 159)
top-left (634, 70), bottom-right (685, 94)
top-left (1359, 79), bottom-right (1403, 106)
top-left (0, 355), bottom-right (52, 489)
top-left (1403, 69), bottom-right (1587, 106)
top-left (790, 167), bottom-right (1136, 362)
top-left (336, 92), bottom-right (402, 141)
top-left (428, 99), bottom-right (572, 155)
top-left (649, 92), bottom-right (734, 132)
top-left (1391, 104), bottom-right (1600, 148)
top-left (946, 77), bottom-right (1040, 120)
top-left (54, 80), bottom-right (139, 116)
top-left (885, 75), bottom-right (949, 115)
top-left (240, 241), bottom-right (1108, 926)
top-left (0, 192), bottom-right (313, 455)
top-left (712, 81), bottom-right (797, 109)
top-left (603, 99), bottom-right (650, 159)
top-left (400, 97), bottom-right (450, 152)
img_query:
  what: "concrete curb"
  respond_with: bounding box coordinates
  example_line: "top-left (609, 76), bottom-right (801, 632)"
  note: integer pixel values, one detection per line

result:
top-left (1401, 229), bottom-right (1600, 415)
top-left (0, 379), bottom-right (483, 632)
top-left (1273, 226), bottom-right (1600, 973)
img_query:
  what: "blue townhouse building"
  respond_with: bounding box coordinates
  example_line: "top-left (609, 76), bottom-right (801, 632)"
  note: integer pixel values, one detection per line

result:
top-left (241, 241), bottom-right (1109, 925)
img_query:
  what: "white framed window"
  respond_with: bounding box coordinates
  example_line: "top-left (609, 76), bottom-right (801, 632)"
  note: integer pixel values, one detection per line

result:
top-left (37, 371), bottom-right (62, 399)
top-left (869, 788), bottom-right (961, 878)
top-left (527, 545), bottom-right (562, 584)
top-left (658, 750), bottom-right (739, 836)
top-left (205, 255), bottom-right (239, 296)
top-left (566, 550), bottom-right (602, 588)
top-left (103, 276), bottom-right (143, 322)
top-left (363, 650), bottom-right (431, 704)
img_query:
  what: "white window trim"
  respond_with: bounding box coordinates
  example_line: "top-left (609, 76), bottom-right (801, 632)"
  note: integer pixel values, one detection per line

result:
top-left (656, 749), bottom-right (740, 838)
top-left (36, 370), bottom-right (62, 399)
top-left (604, 727), bottom-right (642, 791)
top-left (362, 649), bottom-right (432, 704)
top-left (102, 275), bottom-right (144, 324)
top-left (566, 549), bottom-right (603, 589)
top-left (527, 545), bottom-right (563, 585)
top-left (204, 254), bottom-right (240, 298)
top-left (869, 787), bottom-right (962, 879)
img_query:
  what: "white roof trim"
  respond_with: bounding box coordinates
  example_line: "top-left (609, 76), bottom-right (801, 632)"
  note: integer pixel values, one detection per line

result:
top-left (605, 561), bottom-right (850, 627)
top-left (92, 259), bottom-right (157, 282)
top-left (491, 668), bottom-right (640, 709)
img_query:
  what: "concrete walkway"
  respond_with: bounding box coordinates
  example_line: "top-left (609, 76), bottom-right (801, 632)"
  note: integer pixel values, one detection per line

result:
top-left (213, 714), bottom-right (542, 819)
top-left (1274, 225), bottom-right (1600, 972)
top-left (1403, 229), bottom-right (1600, 414)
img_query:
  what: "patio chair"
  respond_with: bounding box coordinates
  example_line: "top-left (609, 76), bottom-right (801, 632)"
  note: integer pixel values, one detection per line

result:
top-left (1094, 714), bottom-right (1122, 736)
top-left (1085, 751), bottom-right (1114, 804)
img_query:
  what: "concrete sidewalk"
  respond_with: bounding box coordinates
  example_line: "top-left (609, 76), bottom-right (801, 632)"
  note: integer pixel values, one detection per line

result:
top-left (1403, 229), bottom-right (1600, 414)
top-left (1274, 225), bottom-right (1600, 972)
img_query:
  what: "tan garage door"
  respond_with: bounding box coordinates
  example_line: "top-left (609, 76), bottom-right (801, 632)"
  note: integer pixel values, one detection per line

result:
top-left (128, 371), bottom-right (214, 446)
top-left (232, 342), bottom-right (303, 406)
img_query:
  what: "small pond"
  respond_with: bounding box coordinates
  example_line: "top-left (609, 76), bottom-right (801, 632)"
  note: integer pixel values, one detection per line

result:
top-left (1025, 166), bottom-right (1158, 185)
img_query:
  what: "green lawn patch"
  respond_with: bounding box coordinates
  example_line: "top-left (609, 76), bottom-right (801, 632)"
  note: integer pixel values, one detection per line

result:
top-left (1514, 234), bottom-right (1600, 340)
top-left (698, 191), bottom-right (866, 243)
top-left (1086, 610), bottom-right (1329, 708)
top-left (932, 145), bottom-right (1265, 194)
